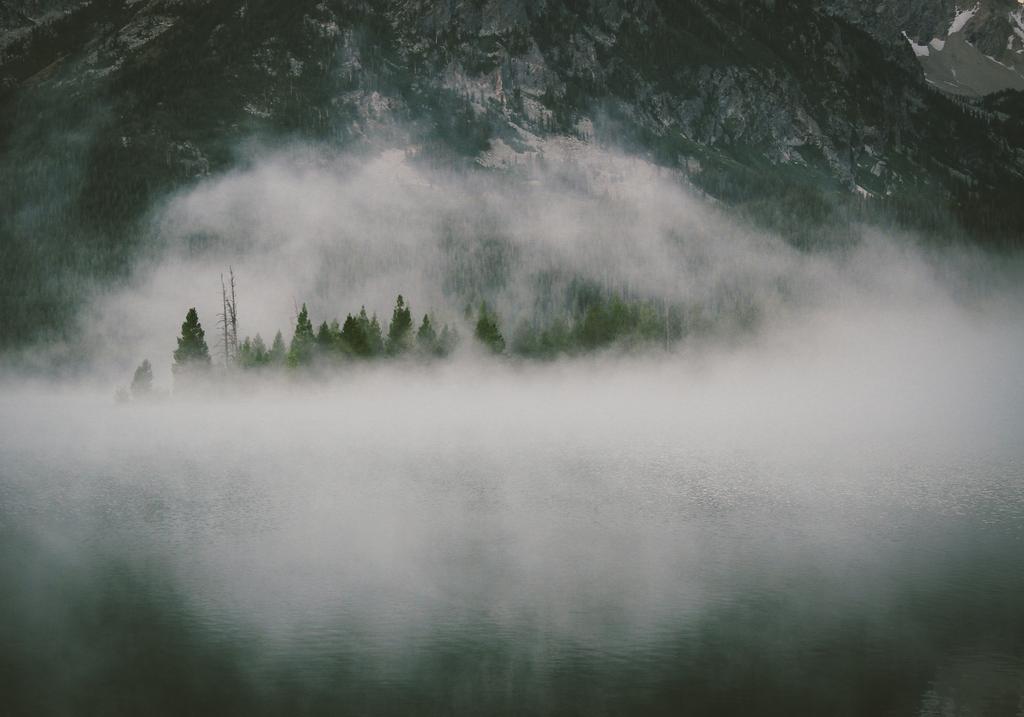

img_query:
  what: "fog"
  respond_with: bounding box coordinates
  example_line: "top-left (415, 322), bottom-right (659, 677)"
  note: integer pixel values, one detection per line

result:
top-left (74, 141), bottom-right (1018, 379)
top-left (2, 144), bottom-right (1024, 713)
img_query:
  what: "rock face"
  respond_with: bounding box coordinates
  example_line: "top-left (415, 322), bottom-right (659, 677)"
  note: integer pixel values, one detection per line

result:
top-left (825, 0), bottom-right (1024, 96)
top-left (0, 0), bottom-right (1022, 345)
top-left (823, 0), bottom-right (960, 47)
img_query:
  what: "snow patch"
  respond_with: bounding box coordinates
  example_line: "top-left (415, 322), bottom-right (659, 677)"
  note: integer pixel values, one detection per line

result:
top-left (903, 32), bottom-right (930, 57)
top-left (949, 5), bottom-right (979, 35)
top-left (930, 38), bottom-right (946, 51)
top-left (1011, 9), bottom-right (1024, 49)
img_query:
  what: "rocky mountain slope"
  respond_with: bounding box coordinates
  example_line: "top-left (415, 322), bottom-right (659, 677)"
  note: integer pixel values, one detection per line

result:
top-left (825, 0), bottom-right (1024, 96)
top-left (1, 0), bottom-right (1023, 349)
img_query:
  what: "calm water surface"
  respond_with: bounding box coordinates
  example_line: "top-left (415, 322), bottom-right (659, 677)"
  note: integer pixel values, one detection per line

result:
top-left (1, 367), bottom-right (1022, 715)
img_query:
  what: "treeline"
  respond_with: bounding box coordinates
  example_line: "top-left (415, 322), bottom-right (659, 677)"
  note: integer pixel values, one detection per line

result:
top-left (235, 297), bottom-right (465, 370)
top-left (123, 286), bottom-right (692, 395)
top-left (170, 295), bottom-right (470, 381)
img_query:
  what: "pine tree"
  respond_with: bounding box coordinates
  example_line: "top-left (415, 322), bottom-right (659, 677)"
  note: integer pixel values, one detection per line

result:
top-left (239, 337), bottom-right (255, 367)
top-left (342, 311), bottom-right (369, 357)
top-left (328, 319), bottom-right (342, 352)
top-left (173, 308), bottom-right (211, 373)
top-left (438, 323), bottom-right (458, 357)
top-left (269, 331), bottom-right (287, 366)
top-left (131, 359), bottom-right (153, 398)
top-left (416, 313), bottom-right (437, 355)
top-left (239, 334), bottom-right (269, 368)
top-left (288, 303), bottom-right (316, 367)
top-left (387, 295), bottom-right (414, 355)
top-left (316, 321), bottom-right (333, 351)
top-left (368, 313), bottom-right (385, 357)
top-left (474, 303), bottom-right (505, 354)
top-left (251, 334), bottom-right (268, 364)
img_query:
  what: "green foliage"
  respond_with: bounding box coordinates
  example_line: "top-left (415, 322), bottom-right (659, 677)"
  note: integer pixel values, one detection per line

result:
top-left (316, 321), bottom-right (333, 350)
top-left (416, 313), bottom-right (437, 355)
top-left (287, 303), bottom-right (315, 368)
top-left (268, 331), bottom-right (287, 366)
top-left (339, 307), bottom-right (383, 358)
top-left (387, 295), bottom-right (414, 355)
top-left (474, 303), bottom-right (505, 354)
top-left (239, 333), bottom-right (269, 368)
top-left (341, 310), bottom-right (370, 357)
top-left (511, 317), bottom-right (572, 360)
top-left (510, 291), bottom-right (692, 359)
top-left (367, 313), bottom-right (385, 357)
top-left (168, 289), bottom-right (703, 381)
top-left (172, 308), bottom-right (211, 372)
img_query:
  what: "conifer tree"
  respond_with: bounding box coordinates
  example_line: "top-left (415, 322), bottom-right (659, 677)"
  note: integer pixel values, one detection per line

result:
top-left (316, 321), bottom-right (332, 351)
top-left (387, 295), bottom-right (414, 355)
top-left (269, 331), bottom-right (287, 366)
top-left (131, 359), bottom-right (153, 398)
top-left (474, 303), bottom-right (505, 354)
top-left (368, 313), bottom-right (385, 357)
top-left (328, 319), bottom-right (342, 352)
top-left (173, 308), bottom-right (211, 373)
top-left (438, 323), bottom-right (458, 357)
top-left (239, 337), bottom-right (254, 367)
top-left (239, 334), bottom-right (269, 368)
top-left (342, 311), bottom-right (369, 357)
top-left (251, 334), bottom-right (268, 364)
top-left (416, 313), bottom-right (437, 352)
top-left (288, 303), bottom-right (316, 367)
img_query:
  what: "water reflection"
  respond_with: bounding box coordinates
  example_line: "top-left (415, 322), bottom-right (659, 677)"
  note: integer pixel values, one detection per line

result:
top-left (1, 366), bottom-right (1022, 715)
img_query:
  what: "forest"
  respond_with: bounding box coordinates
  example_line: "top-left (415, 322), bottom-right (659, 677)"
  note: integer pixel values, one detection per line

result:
top-left (124, 275), bottom-right (691, 397)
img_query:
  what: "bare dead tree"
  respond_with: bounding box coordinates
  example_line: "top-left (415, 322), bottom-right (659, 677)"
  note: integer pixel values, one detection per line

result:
top-left (217, 268), bottom-right (241, 369)
top-left (228, 266), bottom-right (239, 360)
top-left (219, 273), bottom-right (231, 369)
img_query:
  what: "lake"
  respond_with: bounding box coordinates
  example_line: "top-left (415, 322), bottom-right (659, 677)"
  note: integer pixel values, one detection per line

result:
top-left (2, 345), bottom-right (1023, 715)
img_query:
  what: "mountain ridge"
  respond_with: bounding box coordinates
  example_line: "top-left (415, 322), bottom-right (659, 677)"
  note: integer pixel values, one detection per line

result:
top-left (1, 0), bottom-right (1022, 349)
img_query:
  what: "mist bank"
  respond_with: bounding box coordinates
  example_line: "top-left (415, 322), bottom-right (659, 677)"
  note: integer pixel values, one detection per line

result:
top-left (3, 256), bottom-right (1024, 714)
top-left (4, 264), bottom-right (1024, 621)
top-left (5, 255), bottom-right (1023, 447)
top-left (3, 145), bottom-right (1023, 714)
top-left (3, 142), bottom-right (1018, 381)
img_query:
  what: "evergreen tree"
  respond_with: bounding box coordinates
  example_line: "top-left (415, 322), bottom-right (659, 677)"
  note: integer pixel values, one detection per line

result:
top-left (173, 308), bottom-right (211, 373)
top-left (342, 311), bottom-right (369, 357)
top-left (328, 319), bottom-right (343, 352)
top-left (474, 303), bottom-right (505, 354)
top-left (316, 321), bottom-right (333, 351)
top-left (288, 304), bottom-right (316, 367)
top-left (268, 331), bottom-right (287, 366)
top-left (251, 333), bottom-right (268, 364)
top-left (239, 337), bottom-right (255, 367)
top-left (387, 295), bottom-right (414, 355)
top-left (438, 323), bottom-right (458, 357)
top-left (239, 334), bottom-right (269, 368)
top-left (367, 313), bottom-right (385, 357)
top-left (416, 313), bottom-right (437, 354)
top-left (131, 359), bottom-right (153, 398)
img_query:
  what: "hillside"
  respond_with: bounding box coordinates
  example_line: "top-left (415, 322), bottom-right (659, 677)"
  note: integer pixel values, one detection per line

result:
top-left (1, 0), bottom-right (1023, 350)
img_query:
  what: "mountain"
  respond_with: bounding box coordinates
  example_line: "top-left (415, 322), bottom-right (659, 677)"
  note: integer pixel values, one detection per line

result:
top-left (824, 0), bottom-right (1024, 96)
top-left (1, 0), bottom-right (1023, 350)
